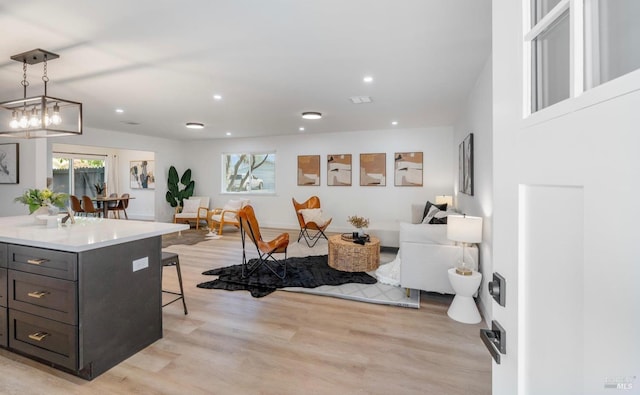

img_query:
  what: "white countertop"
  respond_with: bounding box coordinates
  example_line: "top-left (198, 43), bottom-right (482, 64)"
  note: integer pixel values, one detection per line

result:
top-left (0, 216), bottom-right (189, 252)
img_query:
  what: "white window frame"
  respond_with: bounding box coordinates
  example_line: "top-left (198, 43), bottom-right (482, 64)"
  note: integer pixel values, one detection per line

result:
top-left (220, 151), bottom-right (276, 195)
top-left (523, 0), bottom-right (640, 126)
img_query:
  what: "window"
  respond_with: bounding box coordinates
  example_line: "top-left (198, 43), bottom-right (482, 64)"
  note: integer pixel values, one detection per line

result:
top-left (222, 152), bottom-right (275, 194)
top-left (52, 154), bottom-right (106, 200)
top-left (525, 0), bottom-right (640, 114)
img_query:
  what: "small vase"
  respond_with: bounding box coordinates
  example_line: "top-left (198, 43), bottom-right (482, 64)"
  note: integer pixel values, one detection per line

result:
top-left (357, 228), bottom-right (365, 237)
top-left (31, 206), bottom-right (49, 224)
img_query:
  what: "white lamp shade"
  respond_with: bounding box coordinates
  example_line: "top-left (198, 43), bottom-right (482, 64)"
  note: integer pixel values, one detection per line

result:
top-left (435, 195), bottom-right (453, 206)
top-left (447, 215), bottom-right (483, 243)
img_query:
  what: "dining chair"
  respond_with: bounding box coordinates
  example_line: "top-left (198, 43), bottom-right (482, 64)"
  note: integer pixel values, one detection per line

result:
top-left (82, 195), bottom-right (102, 217)
top-left (114, 193), bottom-right (130, 219)
top-left (70, 195), bottom-right (85, 216)
top-left (106, 193), bottom-right (119, 218)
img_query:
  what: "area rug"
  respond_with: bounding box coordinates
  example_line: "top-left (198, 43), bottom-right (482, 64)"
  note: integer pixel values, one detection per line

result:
top-left (162, 229), bottom-right (209, 248)
top-left (197, 255), bottom-right (377, 298)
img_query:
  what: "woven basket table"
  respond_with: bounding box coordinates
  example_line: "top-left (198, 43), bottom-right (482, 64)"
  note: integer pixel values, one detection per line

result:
top-left (328, 234), bottom-right (380, 272)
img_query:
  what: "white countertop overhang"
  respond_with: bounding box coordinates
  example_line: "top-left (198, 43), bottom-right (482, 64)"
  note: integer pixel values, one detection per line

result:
top-left (0, 216), bottom-right (189, 252)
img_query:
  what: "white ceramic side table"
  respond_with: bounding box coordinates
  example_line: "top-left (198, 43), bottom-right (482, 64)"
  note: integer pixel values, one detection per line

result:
top-left (447, 268), bottom-right (482, 324)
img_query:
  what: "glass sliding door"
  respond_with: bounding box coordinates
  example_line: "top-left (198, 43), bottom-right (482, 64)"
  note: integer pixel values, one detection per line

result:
top-left (52, 154), bottom-right (107, 202)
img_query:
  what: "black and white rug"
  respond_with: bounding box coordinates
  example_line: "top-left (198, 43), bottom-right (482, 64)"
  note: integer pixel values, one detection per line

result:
top-left (197, 255), bottom-right (377, 297)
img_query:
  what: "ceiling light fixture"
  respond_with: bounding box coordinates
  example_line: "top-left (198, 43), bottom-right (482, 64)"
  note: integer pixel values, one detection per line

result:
top-left (213, 94), bottom-right (222, 100)
top-left (363, 76), bottom-right (373, 83)
top-left (391, 121), bottom-right (398, 126)
top-left (225, 132), bottom-right (232, 136)
top-left (1, 48), bottom-right (83, 138)
top-left (185, 122), bottom-right (204, 129)
top-left (115, 108), bottom-right (124, 113)
top-left (299, 127), bottom-right (305, 132)
top-left (301, 112), bottom-right (322, 120)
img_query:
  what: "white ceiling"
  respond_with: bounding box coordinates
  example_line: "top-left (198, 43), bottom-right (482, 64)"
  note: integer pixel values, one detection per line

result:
top-left (0, 0), bottom-right (492, 140)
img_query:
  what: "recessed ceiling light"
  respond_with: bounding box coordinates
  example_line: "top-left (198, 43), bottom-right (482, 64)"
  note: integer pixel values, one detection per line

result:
top-left (299, 127), bottom-right (305, 132)
top-left (391, 121), bottom-right (398, 126)
top-left (185, 122), bottom-right (204, 129)
top-left (115, 108), bottom-right (124, 113)
top-left (226, 132), bottom-right (232, 136)
top-left (213, 94), bottom-right (222, 100)
top-left (302, 112), bottom-right (322, 120)
top-left (363, 76), bottom-right (373, 83)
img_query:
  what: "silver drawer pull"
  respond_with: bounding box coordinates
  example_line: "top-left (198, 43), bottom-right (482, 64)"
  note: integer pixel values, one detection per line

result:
top-left (28, 331), bottom-right (50, 342)
top-left (27, 291), bottom-right (49, 299)
top-left (27, 258), bottom-right (49, 265)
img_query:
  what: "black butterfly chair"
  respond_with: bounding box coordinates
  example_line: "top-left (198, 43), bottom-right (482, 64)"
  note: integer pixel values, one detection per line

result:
top-left (238, 205), bottom-right (289, 279)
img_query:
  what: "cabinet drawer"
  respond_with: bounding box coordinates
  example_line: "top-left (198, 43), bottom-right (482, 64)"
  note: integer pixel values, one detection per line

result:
top-left (0, 307), bottom-right (6, 348)
top-left (0, 268), bottom-right (6, 307)
top-left (9, 270), bottom-right (77, 325)
top-left (8, 245), bottom-right (77, 281)
top-left (9, 309), bottom-right (78, 371)
top-left (0, 243), bottom-right (6, 268)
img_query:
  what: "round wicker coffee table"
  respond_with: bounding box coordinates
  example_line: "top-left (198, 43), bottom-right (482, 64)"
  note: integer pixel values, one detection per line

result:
top-left (328, 234), bottom-right (380, 272)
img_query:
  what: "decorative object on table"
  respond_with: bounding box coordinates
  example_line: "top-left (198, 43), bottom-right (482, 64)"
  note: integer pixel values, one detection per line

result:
top-left (459, 133), bottom-right (474, 195)
top-left (394, 151), bottom-right (423, 186)
top-left (327, 153), bottom-right (351, 186)
top-left (360, 153), bottom-right (386, 186)
top-left (130, 160), bottom-right (155, 189)
top-left (297, 155), bottom-right (320, 186)
top-left (14, 188), bottom-right (67, 214)
top-left (165, 165), bottom-right (194, 208)
top-left (347, 215), bottom-right (369, 237)
top-left (0, 48), bottom-right (82, 138)
top-left (447, 214), bottom-right (483, 275)
top-left (94, 182), bottom-right (105, 197)
top-left (0, 143), bottom-right (19, 184)
top-left (197, 255), bottom-right (376, 298)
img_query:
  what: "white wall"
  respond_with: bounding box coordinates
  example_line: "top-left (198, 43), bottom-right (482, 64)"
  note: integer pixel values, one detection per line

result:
top-left (454, 55), bottom-right (493, 325)
top-left (0, 139), bottom-right (48, 216)
top-left (182, 127), bottom-right (455, 232)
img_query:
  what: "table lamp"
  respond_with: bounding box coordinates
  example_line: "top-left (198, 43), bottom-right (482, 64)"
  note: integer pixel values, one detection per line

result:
top-left (447, 214), bottom-right (483, 275)
top-left (435, 195), bottom-right (453, 207)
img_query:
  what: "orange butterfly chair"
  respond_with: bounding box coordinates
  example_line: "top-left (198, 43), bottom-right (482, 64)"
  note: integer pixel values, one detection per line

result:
top-left (292, 196), bottom-right (332, 248)
top-left (237, 205), bottom-right (289, 279)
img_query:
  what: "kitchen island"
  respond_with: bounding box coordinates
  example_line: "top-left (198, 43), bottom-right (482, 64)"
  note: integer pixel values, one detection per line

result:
top-left (0, 215), bottom-right (188, 379)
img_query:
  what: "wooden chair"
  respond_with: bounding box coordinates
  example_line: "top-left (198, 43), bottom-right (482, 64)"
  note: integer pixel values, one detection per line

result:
top-left (70, 195), bottom-right (84, 216)
top-left (173, 196), bottom-right (209, 229)
top-left (292, 196), bottom-right (332, 247)
top-left (238, 205), bottom-right (289, 279)
top-left (105, 193), bottom-right (119, 218)
top-left (109, 193), bottom-right (130, 219)
top-left (82, 195), bottom-right (102, 217)
top-left (207, 199), bottom-right (250, 235)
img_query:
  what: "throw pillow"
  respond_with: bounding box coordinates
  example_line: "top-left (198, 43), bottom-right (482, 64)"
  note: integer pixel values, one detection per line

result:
top-left (422, 204), bottom-right (441, 224)
top-left (429, 216), bottom-right (448, 224)
top-left (182, 199), bottom-right (201, 213)
top-left (298, 208), bottom-right (329, 226)
top-left (223, 199), bottom-right (243, 211)
top-left (422, 201), bottom-right (448, 221)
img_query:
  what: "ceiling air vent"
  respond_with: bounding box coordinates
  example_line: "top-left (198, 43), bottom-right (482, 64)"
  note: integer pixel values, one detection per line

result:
top-left (349, 96), bottom-right (373, 104)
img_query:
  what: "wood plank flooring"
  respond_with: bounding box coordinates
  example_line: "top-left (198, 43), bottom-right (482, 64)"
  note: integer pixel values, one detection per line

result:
top-left (0, 228), bottom-right (491, 395)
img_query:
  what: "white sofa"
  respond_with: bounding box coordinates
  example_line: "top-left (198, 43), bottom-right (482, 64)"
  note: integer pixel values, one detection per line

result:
top-left (398, 204), bottom-right (478, 294)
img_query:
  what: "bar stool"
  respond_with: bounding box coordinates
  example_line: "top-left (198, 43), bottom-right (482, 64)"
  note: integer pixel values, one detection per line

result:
top-left (161, 251), bottom-right (188, 314)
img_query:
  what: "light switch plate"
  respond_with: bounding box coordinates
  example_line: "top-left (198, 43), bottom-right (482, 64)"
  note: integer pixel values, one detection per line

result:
top-left (132, 257), bottom-right (149, 272)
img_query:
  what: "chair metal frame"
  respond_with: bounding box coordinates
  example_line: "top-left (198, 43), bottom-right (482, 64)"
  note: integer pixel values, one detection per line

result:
top-left (238, 205), bottom-right (289, 279)
top-left (292, 196), bottom-right (332, 248)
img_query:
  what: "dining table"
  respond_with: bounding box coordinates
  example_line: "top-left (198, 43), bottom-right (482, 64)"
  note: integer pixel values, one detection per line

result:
top-left (94, 195), bottom-right (135, 218)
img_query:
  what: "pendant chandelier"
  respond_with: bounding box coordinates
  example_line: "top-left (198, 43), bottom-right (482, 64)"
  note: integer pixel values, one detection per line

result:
top-left (0, 48), bottom-right (83, 138)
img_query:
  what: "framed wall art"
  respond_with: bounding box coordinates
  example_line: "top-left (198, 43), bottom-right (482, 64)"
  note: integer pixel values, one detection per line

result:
top-left (297, 155), bottom-right (320, 186)
top-left (130, 160), bottom-right (155, 189)
top-left (394, 151), bottom-right (423, 186)
top-left (0, 143), bottom-right (19, 184)
top-left (327, 154), bottom-right (352, 186)
top-left (460, 133), bottom-right (474, 195)
top-left (360, 153), bottom-right (386, 186)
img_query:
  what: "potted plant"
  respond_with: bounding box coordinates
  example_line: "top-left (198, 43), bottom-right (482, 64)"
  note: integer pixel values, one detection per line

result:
top-left (15, 188), bottom-right (68, 215)
top-left (94, 182), bottom-right (105, 197)
top-left (347, 215), bottom-right (370, 237)
top-left (165, 166), bottom-right (195, 209)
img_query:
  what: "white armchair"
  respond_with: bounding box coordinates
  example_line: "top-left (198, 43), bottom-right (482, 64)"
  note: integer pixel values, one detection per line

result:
top-left (173, 196), bottom-right (210, 229)
top-left (207, 199), bottom-right (250, 234)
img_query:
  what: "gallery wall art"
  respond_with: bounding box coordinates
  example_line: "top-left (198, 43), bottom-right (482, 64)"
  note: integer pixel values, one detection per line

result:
top-left (360, 153), bottom-right (386, 186)
top-left (297, 155), bottom-right (320, 186)
top-left (327, 154), bottom-right (352, 186)
top-left (394, 151), bottom-right (423, 186)
top-left (460, 133), bottom-right (474, 195)
top-left (0, 143), bottom-right (19, 184)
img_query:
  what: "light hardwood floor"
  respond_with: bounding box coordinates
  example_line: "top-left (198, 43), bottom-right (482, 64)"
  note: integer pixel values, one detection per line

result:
top-left (0, 228), bottom-right (491, 395)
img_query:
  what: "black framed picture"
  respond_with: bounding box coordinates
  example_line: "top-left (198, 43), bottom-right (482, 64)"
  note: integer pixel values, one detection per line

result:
top-left (0, 143), bottom-right (19, 184)
top-left (460, 133), bottom-right (474, 195)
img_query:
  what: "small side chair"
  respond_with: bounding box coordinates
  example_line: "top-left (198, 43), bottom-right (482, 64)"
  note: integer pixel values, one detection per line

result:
top-left (238, 205), bottom-right (289, 279)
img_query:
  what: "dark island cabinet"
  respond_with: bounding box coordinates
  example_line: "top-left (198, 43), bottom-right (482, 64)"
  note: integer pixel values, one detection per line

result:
top-left (0, 237), bottom-right (162, 379)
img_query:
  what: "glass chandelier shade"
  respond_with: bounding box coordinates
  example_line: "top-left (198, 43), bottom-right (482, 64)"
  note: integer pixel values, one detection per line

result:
top-left (0, 49), bottom-right (82, 138)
